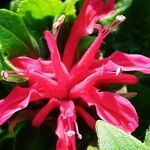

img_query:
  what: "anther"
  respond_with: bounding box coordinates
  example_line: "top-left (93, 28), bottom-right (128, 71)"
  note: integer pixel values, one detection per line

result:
top-left (53, 14), bottom-right (65, 39)
top-left (102, 15), bottom-right (126, 38)
top-left (116, 15), bottom-right (126, 22)
top-left (1, 70), bottom-right (9, 79)
top-left (53, 14), bottom-right (65, 29)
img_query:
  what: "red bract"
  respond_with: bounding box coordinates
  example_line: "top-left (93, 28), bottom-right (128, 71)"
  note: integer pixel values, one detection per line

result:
top-left (0, 0), bottom-right (150, 149)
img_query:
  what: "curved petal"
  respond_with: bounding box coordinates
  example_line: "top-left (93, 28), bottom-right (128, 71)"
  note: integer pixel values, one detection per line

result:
top-left (32, 98), bottom-right (60, 127)
top-left (44, 31), bottom-right (69, 86)
top-left (109, 51), bottom-right (150, 73)
top-left (0, 86), bottom-right (40, 125)
top-left (70, 72), bottom-right (138, 98)
top-left (76, 106), bottom-right (96, 130)
top-left (63, 0), bottom-right (115, 69)
top-left (76, 87), bottom-right (138, 133)
top-left (93, 51), bottom-right (150, 74)
top-left (12, 57), bottom-right (53, 73)
top-left (70, 25), bottom-right (103, 81)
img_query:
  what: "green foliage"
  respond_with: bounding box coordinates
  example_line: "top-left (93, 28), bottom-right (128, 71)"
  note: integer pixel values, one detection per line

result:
top-left (0, 9), bottom-right (37, 58)
top-left (10, 0), bottom-right (78, 57)
top-left (0, 9), bottom-right (35, 82)
top-left (17, 0), bottom-right (63, 19)
top-left (63, 0), bottom-right (78, 20)
top-left (144, 126), bottom-right (150, 147)
top-left (96, 120), bottom-right (150, 150)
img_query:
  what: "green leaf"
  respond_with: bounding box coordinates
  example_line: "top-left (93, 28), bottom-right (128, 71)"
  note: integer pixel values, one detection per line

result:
top-left (14, 0), bottom-right (64, 57)
top-left (96, 120), bottom-right (150, 150)
top-left (0, 9), bottom-right (36, 83)
top-left (144, 126), bottom-right (150, 147)
top-left (10, 0), bottom-right (22, 12)
top-left (63, 0), bottom-right (78, 19)
top-left (13, 0), bottom-right (78, 57)
top-left (17, 0), bottom-right (63, 19)
top-left (0, 9), bottom-right (37, 58)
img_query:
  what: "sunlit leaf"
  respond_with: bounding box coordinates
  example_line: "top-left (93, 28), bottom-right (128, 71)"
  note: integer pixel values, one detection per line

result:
top-left (96, 120), bottom-right (150, 150)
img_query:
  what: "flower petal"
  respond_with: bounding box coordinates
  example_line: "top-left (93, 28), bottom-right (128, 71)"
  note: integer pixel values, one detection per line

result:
top-left (76, 87), bottom-right (138, 133)
top-left (27, 70), bottom-right (67, 98)
top-left (0, 86), bottom-right (40, 125)
top-left (32, 98), bottom-right (60, 127)
top-left (63, 0), bottom-right (115, 69)
top-left (93, 51), bottom-right (150, 74)
top-left (70, 25), bottom-right (103, 80)
top-left (44, 30), bottom-right (69, 86)
top-left (76, 106), bottom-right (96, 130)
top-left (109, 51), bottom-right (150, 73)
top-left (55, 101), bottom-right (77, 150)
top-left (12, 57), bottom-right (53, 73)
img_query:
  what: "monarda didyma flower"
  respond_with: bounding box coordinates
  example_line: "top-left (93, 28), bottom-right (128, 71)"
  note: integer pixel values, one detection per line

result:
top-left (1, 0), bottom-right (150, 149)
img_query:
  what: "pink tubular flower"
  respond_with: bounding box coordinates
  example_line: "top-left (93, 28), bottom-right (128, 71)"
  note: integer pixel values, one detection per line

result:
top-left (1, 0), bottom-right (150, 149)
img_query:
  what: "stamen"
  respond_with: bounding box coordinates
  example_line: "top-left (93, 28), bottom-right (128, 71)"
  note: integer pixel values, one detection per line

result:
top-left (0, 70), bottom-right (24, 79)
top-left (53, 14), bottom-right (65, 29)
top-left (102, 15), bottom-right (126, 38)
top-left (1, 70), bottom-right (9, 79)
top-left (74, 121), bottom-right (82, 139)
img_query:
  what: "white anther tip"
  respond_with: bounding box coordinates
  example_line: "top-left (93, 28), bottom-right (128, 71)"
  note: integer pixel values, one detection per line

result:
top-left (116, 15), bottom-right (126, 22)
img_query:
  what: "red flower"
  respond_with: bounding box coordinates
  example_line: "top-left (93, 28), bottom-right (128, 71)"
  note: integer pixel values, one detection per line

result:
top-left (0, 0), bottom-right (150, 149)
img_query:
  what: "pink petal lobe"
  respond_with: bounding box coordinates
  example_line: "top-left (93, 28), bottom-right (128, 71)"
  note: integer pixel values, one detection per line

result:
top-left (96, 92), bottom-right (138, 133)
top-left (27, 70), bottom-right (67, 98)
top-left (76, 87), bottom-right (138, 133)
top-left (32, 98), bottom-right (60, 127)
top-left (76, 106), bottom-right (96, 130)
top-left (70, 71), bottom-right (138, 98)
top-left (44, 30), bottom-right (69, 86)
top-left (0, 86), bottom-right (40, 125)
top-left (70, 25), bottom-right (103, 79)
top-left (56, 101), bottom-right (77, 150)
top-left (12, 57), bottom-right (53, 73)
top-left (96, 51), bottom-right (150, 74)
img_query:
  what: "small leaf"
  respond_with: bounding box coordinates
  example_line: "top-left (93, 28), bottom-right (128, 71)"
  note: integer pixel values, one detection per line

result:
top-left (17, 0), bottom-right (63, 19)
top-left (96, 120), bottom-right (150, 150)
top-left (144, 126), bottom-right (150, 147)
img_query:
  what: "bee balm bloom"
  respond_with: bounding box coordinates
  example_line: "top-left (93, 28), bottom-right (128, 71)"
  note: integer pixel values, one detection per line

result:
top-left (1, 0), bottom-right (150, 149)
